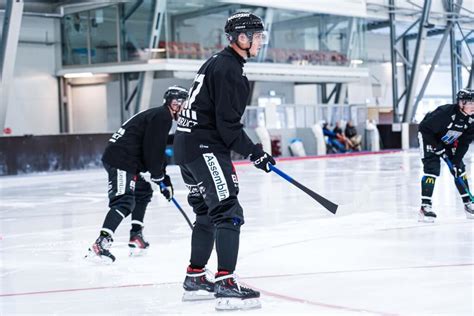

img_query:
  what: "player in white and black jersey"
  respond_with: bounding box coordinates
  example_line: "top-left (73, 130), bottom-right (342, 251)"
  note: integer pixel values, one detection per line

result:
top-left (418, 88), bottom-right (474, 222)
top-left (85, 86), bottom-right (188, 263)
top-left (174, 12), bottom-right (275, 310)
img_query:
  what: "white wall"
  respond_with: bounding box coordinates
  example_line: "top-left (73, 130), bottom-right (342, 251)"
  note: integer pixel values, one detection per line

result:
top-left (2, 15), bottom-right (61, 136)
top-left (106, 80), bottom-right (121, 132)
top-left (70, 84), bottom-right (107, 133)
top-left (251, 82), bottom-right (295, 105)
top-left (294, 84), bottom-right (318, 104)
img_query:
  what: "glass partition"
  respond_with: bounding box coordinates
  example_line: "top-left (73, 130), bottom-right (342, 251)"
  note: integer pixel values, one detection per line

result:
top-left (62, 11), bottom-right (90, 65)
top-left (121, 0), bottom-right (155, 62)
top-left (167, 2), bottom-right (366, 65)
top-left (243, 104), bottom-right (367, 129)
top-left (61, 0), bottom-right (366, 66)
top-left (90, 6), bottom-right (119, 64)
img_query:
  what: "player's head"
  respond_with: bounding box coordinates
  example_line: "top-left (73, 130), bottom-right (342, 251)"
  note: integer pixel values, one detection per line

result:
top-left (163, 85), bottom-right (189, 120)
top-left (457, 88), bottom-right (474, 115)
top-left (225, 11), bottom-right (268, 58)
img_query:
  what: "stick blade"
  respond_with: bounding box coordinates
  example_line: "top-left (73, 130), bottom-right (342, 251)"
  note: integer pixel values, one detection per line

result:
top-left (293, 180), bottom-right (338, 214)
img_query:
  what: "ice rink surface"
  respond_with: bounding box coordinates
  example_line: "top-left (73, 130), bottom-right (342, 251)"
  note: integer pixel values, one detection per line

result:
top-left (0, 150), bottom-right (473, 315)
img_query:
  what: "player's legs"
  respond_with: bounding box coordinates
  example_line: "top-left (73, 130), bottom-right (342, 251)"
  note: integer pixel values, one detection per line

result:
top-left (185, 152), bottom-right (259, 309)
top-left (129, 175), bottom-right (153, 255)
top-left (86, 163), bottom-right (137, 263)
top-left (180, 164), bottom-right (215, 301)
top-left (419, 133), bottom-right (440, 222)
top-left (447, 160), bottom-right (474, 219)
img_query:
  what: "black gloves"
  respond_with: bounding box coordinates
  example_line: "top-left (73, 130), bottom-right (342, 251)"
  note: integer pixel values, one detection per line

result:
top-left (151, 174), bottom-right (174, 201)
top-left (250, 144), bottom-right (276, 173)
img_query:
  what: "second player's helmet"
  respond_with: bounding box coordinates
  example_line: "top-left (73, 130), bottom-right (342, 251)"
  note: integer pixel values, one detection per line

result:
top-left (225, 12), bottom-right (265, 43)
top-left (457, 88), bottom-right (474, 103)
top-left (163, 85), bottom-right (189, 107)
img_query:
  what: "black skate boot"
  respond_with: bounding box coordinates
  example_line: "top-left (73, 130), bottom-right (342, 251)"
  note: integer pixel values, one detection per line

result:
top-left (214, 271), bottom-right (261, 311)
top-left (128, 229), bottom-right (149, 257)
top-left (463, 202), bottom-right (474, 219)
top-left (182, 267), bottom-right (215, 301)
top-left (419, 204), bottom-right (437, 223)
top-left (85, 233), bottom-right (115, 264)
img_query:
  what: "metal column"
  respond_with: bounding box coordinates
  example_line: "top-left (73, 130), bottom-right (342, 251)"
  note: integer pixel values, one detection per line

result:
top-left (468, 59), bottom-right (474, 89)
top-left (388, 0), bottom-right (400, 122)
top-left (258, 8), bottom-right (274, 63)
top-left (0, 0), bottom-right (24, 132)
top-left (448, 0), bottom-right (458, 103)
top-left (402, 0), bottom-right (432, 122)
top-left (134, 0), bottom-right (166, 114)
top-left (455, 40), bottom-right (463, 90)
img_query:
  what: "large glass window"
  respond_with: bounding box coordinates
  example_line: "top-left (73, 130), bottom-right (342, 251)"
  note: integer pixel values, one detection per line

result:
top-left (62, 12), bottom-right (90, 65)
top-left (90, 6), bottom-right (118, 64)
top-left (61, 0), bottom-right (366, 66)
top-left (168, 1), bottom-right (366, 65)
top-left (268, 13), bottom-right (366, 65)
top-left (121, 0), bottom-right (155, 62)
top-left (163, 0), bottom-right (231, 60)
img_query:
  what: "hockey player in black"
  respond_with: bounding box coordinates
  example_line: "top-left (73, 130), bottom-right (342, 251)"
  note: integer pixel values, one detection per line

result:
top-left (174, 12), bottom-right (274, 310)
top-left (85, 86), bottom-right (189, 263)
top-left (418, 88), bottom-right (474, 222)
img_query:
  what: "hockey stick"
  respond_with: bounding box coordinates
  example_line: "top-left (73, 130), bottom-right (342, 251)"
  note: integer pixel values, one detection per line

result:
top-left (442, 155), bottom-right (474, 202)
top-left (159, 183), bottom-right (194, 230)
top-left (269, 164), bottom-right (338, 214)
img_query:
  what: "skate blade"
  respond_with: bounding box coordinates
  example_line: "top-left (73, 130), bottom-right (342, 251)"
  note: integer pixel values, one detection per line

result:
top-left (418, 214), bottom-right (435, 223)
top-left (215, 297), bottom-right (261, 311)
top-left (129, 247), bottom-right (148, 257)
top-left (182, 290), bottom-right (215, 301)
top-left (84, 249), bottom-right (114, 265)
top-left (465, 212), bottom-right (474, 219)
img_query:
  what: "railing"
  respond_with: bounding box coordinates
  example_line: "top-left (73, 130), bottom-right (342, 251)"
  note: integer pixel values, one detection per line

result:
top-left (242, 104), bottom-right (368, 129)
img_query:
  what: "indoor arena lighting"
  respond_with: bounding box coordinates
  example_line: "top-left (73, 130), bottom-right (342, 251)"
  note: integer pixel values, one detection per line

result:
top-left (350, 59), bottom-right (364, 65)
top-left (396, 62), bottom-right (403, 67)
top-left (63, 72), bottom-right (94, 78)
top-left (63, 72), bottom-right (109, 79)
top-left (146, 48), bottom-right (166, 53)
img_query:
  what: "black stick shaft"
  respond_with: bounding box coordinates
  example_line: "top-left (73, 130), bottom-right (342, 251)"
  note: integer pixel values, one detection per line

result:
top-left (172, 197), bottom-right (194, 230)
top-left (269, 165), bottom-right (338, 214)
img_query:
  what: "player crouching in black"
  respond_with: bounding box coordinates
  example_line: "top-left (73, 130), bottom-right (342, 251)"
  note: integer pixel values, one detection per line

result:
top-left (85, 86), bottom-right (189, 263)
top-left (418, 88), bottom-right (474, 222)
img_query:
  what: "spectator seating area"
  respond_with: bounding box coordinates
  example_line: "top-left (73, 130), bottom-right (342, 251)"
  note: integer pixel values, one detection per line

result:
top-left (157, 41), bottom-right (348, 65)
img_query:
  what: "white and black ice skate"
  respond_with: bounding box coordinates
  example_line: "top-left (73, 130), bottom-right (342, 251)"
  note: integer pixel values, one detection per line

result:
top-left (464, 202), bottom-right (474, 219)
top-left (128, 230), bottom-right (149, 257)
top-left (85, 234), bottom-right (115, 264)
top-left (214, 272), bottom-right (261, 311)
top-left (182, 267), bottom-right (215, 301)
top-left (419, 204), bottom-right (437, 223)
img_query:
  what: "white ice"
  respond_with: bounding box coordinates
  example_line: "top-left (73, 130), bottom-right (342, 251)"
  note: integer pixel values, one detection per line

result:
top-left (0, 151), bottom-right (473, 315)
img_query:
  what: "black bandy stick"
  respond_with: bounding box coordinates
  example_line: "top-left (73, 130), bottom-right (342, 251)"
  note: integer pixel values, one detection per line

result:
top-left (171, 197), bottom-right (194, 230)
top-left (443, 155), bottom-right (474, 202)
top-left (160, 182), bottom-right (194, 230)
top-left (269, 165), bottom-right (338, 214)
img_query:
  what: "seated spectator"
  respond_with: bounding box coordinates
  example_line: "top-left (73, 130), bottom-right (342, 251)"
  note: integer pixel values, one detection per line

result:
top-left (333, 121), bottom-right (353, 151)
top-left (345, 120), bottom-right (362, 151)
top-left (322, 123), bottom-right (345, 153)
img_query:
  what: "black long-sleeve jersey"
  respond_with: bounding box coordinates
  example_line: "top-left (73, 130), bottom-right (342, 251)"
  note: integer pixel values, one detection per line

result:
top-left (102, 105), bottom-right (172, 179)
top-left (173, 46), bottom-right (260, 164)
top-left (419, 103), bottom-right (474, 160)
